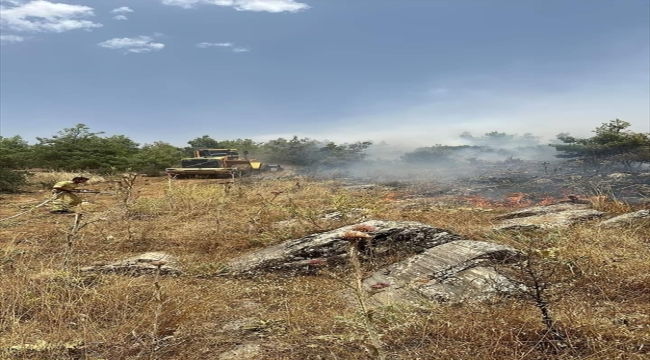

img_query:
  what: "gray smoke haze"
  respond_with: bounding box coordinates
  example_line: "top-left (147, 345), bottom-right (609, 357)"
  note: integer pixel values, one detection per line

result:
top-left (251, 50), bottom-right (648, 161)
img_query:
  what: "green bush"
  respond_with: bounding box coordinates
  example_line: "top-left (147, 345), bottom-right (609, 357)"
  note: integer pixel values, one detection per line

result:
top-left (0, 168), bottom-right (29, 193)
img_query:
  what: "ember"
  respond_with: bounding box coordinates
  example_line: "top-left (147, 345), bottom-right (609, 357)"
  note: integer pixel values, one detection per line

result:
top-left (505, 192), bottom-right (533, 207)
top-left (307, 258), bottom-right (327, 266)
top-left (538, 197), bottom-right (557, 206)
top-left (370, 282), bottom-right (391, 289)
top-left (384, 192), bottom-right (398, 201)
top-left (464, 195), bottom-right (494, 208)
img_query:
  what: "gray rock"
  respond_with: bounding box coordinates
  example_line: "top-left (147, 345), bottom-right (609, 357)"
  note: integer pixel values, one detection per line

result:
top-left (493, 209), bottom-right (604, 231)
top-left (493, 203), bottom-right (590, 220)
top-left (223, 220), bottom-right (462, 276)
top-left (79, 252), bottom-right (181, 276)
top-left (599, 210), bottom-right (650, 228)
top-left (363, 240), bottom-right (524, 305)
top-left (217, 342), bottom-right (290, 360)
top-left (220, 318), bottom-right (259, 332)
top-left (218, 343), bottom-right (262, 360)
top-left (607, 172), bottom-right (630, 179)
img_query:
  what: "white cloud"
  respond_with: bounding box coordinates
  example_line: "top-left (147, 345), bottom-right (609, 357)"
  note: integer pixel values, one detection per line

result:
top-left (162, 0), bottom-right (310, 13)
top-left (196, 42), bottom-right (232, 48)
top-left (196, 42), bottom-right (251, 52)
top-left (0, 0), bottom-right (102, 33)
top-left (112, 14), bottom-right (128, 20)
top-left (0, 34), bottom-right (26, 43)
top-left (98, 36), bottom-right (165, 54)
top-left (110, 6), bottom-right (133, 13)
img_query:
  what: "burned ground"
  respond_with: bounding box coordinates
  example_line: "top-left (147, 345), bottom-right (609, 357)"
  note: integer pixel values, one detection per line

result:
top-left (0, 161), bottom-right (648, 360)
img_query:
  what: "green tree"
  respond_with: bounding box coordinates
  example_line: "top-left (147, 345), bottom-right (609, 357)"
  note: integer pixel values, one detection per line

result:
top-left (32, 124), bottom-right (139, 172)
top-left (0, 167), bottom-right (28, 193)
top-left (130, 142), bottom-right (184, 175)
top-left (100, 135), bottom-right (141, 171)
top-left (262, 136), bottom-right (322, 166)
top-left (217, 139), bottom-right (264, 157)
top-left (0, 136), bottom-right (31, 193)
top-left (0, 135), bottom-right (32, 169)
top-left (184, 136), bottom-right (265, 158)
top-left (262, 136), bottom-right (372, 169)
top-left (551, 119), bottom-right (650, 169)
top-left (184, 135), bottom-right (221, 155)
top-left (317, 141), bottom-right (373, 168)
top-left (460, 131), bottom-right (541, 147)
top-left (187, 135), bottom-right (221, 149)
top-left (402, 145), bottom-right (492, 164)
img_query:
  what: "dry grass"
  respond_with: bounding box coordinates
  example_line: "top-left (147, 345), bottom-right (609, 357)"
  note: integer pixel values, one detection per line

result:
top-left (0, 172), bottom-right (649, 359)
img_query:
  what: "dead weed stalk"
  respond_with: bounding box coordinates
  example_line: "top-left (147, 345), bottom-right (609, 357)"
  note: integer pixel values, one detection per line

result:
top-left (150, 261), bottom-right (166, 360)
top-left (322, 229), bottom-right (385, 360)
top-left (504, 234), bottom-right (586, 357)
top-left (61, 214), bottom-right (105, 270)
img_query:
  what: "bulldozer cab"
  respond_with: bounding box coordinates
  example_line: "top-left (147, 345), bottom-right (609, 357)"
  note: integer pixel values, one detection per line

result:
top-left (194, 149), bottom-right (240, 158)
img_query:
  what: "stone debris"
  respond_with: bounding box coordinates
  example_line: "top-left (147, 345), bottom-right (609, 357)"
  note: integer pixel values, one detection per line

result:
top-left (599, 209), bottom-right (650, 228)
top-left (493, 203), bottom-right (591, 220)
top-left (493, 209), bottom-right (604, 231)
top-left (218, 343), bottom-right (262, 360)
top-left (363, 240), bottom-right (525, 305)
top-left (79, 252), bottom-right (182, 276)
top-left (224, 220), bottom-right (462, 276)
top-left (607, 172), bottom-right (631, 180)
top-left (225, 220), bottom-right (527, 305)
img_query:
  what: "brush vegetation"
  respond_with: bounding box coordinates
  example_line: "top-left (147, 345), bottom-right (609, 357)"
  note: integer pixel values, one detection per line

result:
top-left (1, 119), bottom-right (648, 194)
top-left (0, 170), bottom-right (648, 360)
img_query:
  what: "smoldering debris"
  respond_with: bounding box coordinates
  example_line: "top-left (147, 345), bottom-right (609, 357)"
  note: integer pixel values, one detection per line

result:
top-left (310, 158), bottom-right (649, 207)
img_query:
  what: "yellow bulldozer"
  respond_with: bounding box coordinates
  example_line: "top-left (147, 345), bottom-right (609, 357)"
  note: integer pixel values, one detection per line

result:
top-left (165, 148), bottom-right (283, 178)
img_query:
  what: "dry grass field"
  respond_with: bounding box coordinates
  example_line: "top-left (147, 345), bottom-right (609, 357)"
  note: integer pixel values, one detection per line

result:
top-left (1, 172), bottom-right (648, 359)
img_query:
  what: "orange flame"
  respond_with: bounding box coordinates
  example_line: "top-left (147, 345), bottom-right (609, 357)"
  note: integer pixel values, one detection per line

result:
top-left (384, 192), bottom-right (398, 201)
top-left (538, 196), bottom-right (557, 206)
top-left (506, 192), bottom-right (533, 207)
top-left (464, 195), bottom-right (495, 208)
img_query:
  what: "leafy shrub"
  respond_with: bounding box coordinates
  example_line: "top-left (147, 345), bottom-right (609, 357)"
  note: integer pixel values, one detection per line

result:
top-left (0, 168), bottom-right (29, 193)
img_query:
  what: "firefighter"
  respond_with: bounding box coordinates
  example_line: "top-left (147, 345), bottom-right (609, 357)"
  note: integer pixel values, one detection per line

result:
top-left (49, 176), bottom-right (91, 214)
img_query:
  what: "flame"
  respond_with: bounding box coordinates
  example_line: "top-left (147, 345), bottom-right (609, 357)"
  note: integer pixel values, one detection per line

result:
top-left (384, 192), bottom-right (398, 201)
top-left (538, 196), bottom-right (557, 206)
top-left (505, 192), bottom-right (533, 207)
top-left (464, 195), bottom-right (494, 208)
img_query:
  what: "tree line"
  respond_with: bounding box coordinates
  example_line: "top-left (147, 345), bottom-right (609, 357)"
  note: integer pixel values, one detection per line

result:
top-left (1, 120), bottom-right (648, 192)
top-left (385, 120), bottom-right (647, 169)
top-left (0, 124), bottom-right (374, 173)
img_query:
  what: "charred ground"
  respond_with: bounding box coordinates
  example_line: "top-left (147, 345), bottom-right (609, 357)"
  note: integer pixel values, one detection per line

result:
top-left (0, 159), bottom-right (648, 359)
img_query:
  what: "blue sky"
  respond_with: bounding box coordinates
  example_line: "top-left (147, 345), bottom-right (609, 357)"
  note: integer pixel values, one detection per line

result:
top-left (1, 0), bottom-right (648, 148)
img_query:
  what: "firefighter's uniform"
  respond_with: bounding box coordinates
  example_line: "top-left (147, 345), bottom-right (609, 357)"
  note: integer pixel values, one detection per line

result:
top-left (50, 181), bottom-right (82, 212)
